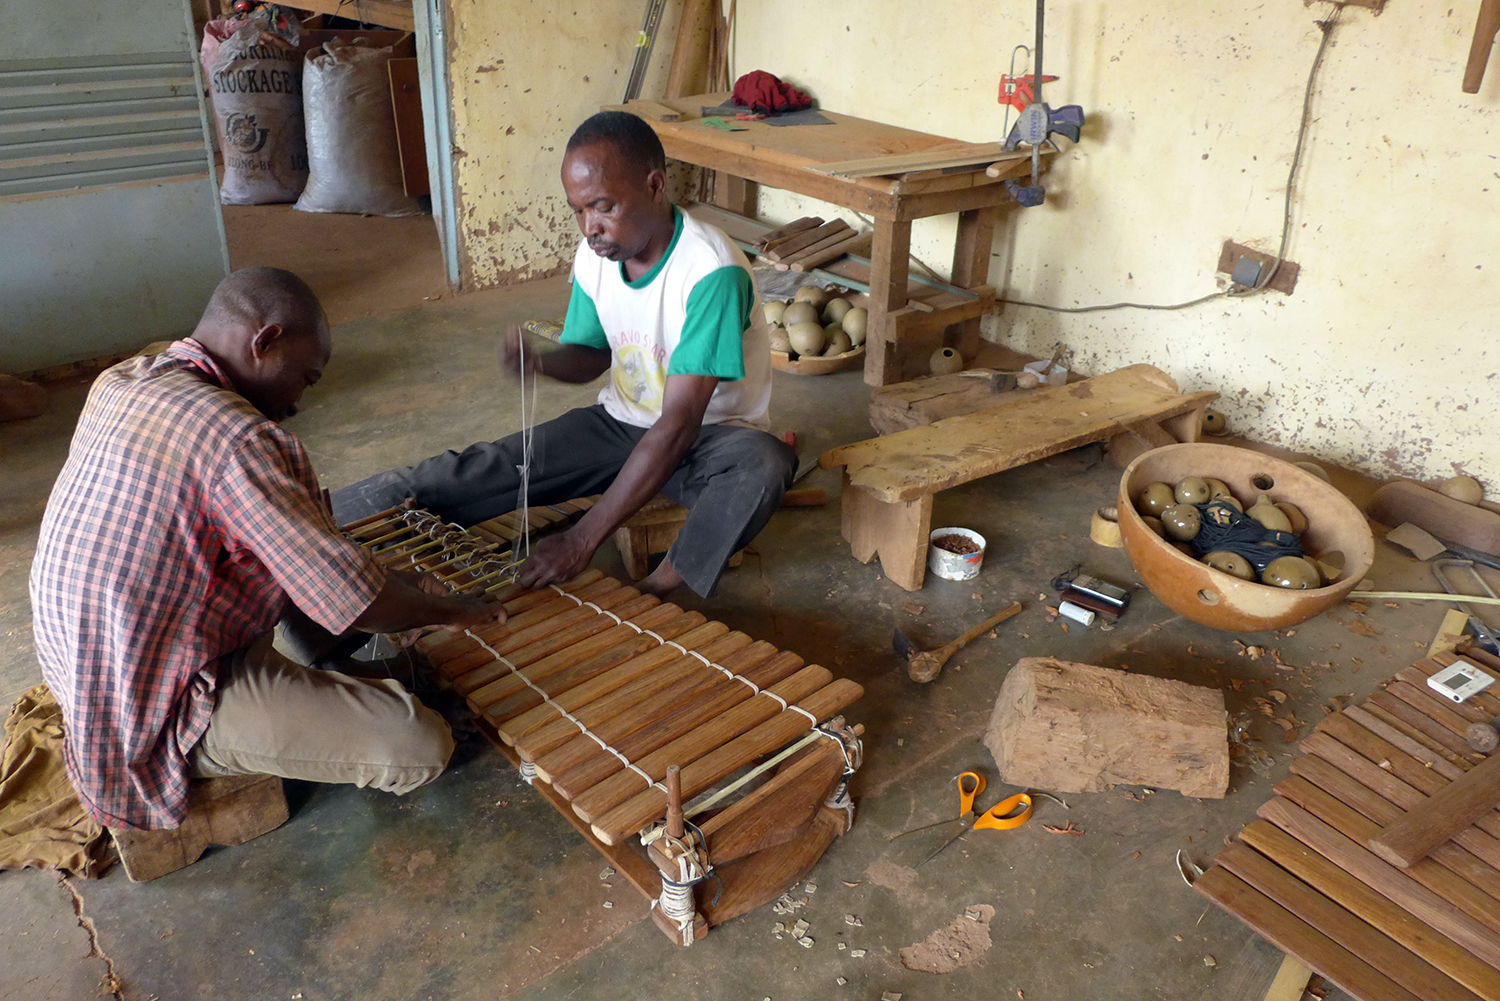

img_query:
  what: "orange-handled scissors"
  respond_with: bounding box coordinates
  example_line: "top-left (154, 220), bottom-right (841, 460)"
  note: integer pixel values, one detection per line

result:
top-left (891, 771), bottom-right (1032, 867)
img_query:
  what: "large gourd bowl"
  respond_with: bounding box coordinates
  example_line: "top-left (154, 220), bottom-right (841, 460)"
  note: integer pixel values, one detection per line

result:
top-left (1118, 443), bottom-right (1374, 632)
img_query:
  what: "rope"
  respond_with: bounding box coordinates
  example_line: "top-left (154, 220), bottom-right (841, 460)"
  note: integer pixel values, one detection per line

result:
top-left (549, 584), bottom-right (817, 723)
top-left (464, 630), bottom-right (666, 793)
top-left (513, 332), bottom-right (540, 564)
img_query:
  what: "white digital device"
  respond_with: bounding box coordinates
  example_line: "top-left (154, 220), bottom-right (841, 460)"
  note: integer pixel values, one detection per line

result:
top-left (1426, 659), bottom-right (1496, 704)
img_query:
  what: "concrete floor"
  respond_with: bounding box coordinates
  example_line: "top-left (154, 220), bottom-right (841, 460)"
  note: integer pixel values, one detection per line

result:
top-left (0, 273), bottom-right (1473, 1001)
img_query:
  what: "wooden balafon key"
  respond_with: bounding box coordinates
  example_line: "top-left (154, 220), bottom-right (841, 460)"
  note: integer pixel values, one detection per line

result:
top-left (343, 505), bottom-right (866, 945)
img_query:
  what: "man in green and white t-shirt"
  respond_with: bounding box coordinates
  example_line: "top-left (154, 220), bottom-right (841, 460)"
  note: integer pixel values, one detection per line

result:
top-left (332, 112), bottom-right (795, 599)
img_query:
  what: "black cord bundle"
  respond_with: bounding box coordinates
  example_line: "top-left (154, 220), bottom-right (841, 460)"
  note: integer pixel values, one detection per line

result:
top-left (1189, 500), bottom-right (1303, 572)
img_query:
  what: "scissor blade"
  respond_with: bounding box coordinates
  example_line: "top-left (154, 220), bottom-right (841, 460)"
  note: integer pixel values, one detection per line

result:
top-left (889, 814), bottom-right (964, 841)
top-left (916, 822), bottom-right (971, 867)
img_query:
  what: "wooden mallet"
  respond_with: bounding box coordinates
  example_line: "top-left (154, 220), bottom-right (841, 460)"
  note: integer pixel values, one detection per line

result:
top-left (898, 601), bottom-right (1023, 683)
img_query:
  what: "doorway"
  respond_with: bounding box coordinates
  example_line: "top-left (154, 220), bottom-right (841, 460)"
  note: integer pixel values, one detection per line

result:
top-left (194, 1), bottom-right (453, 324)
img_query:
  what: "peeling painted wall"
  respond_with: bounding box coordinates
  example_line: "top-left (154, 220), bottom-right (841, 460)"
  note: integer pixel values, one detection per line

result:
top-left (445, 0), bottom-right (677, 290)
top-left (731, 0), bottom-right (1498, 486)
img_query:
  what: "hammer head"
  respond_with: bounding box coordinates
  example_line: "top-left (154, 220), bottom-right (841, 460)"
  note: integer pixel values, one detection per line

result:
top-left (892, 625), bottom-right (919, 661)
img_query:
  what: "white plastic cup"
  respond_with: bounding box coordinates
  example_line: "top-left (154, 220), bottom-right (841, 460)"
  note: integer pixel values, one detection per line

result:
top-left (927, 527), bottom-right (987, 581)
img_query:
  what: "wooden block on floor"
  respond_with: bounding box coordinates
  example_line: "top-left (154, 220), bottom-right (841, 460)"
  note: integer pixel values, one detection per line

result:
top-left (110, 774), bottom-right (288, 882)
top-left (984, 657), bottom-right (1229, 798)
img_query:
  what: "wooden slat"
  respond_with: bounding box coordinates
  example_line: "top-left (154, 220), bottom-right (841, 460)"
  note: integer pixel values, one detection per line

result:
top-left (514, 625), bottom-right (741, 760)
top-left (1193, 866), bottom-right (1426, 1001)
top-left (567, 666), bottom-right (833, 824)
top-left (1241, 820), bottom-right (1500, 1001)
top-left (1258, 797), bottom-right (1500, 969)
top-left (765, 220), bottom-right (850, 262)
top-left (1345, 705), bottom-right (1471, 780)
top-left (1362, 700), bottom-right (1476, 770)
top-left (1374, 753), bottom-right (1500, 870)
top-left (590, 678), bottom-right (865, 844)
top-left (471, 604), bottom-right (685, 719)
top-left (1293, 752), bottom-right (1500, 874)
top-left (536, 636), bottom-right (773, 776)
top-left (1396, 667), bottom-right (1497, 724)
top-left (753, 215), bottom-right (822, 248)
top-left (807, 144), bottom-right (1027, 178)
top-left (1304, 729), bottom-right (1500, 844)
top-left (1388, 680), bottom-right (1491, 735)
top-left (1215, 842), bottom-right (1483, 1001)
top-left (553, 651), bottom-right (811, 802)
top-left (1276, 775), bottom-right (1500, 934)
top-left (1369, 692), bottom-right (1483, 762)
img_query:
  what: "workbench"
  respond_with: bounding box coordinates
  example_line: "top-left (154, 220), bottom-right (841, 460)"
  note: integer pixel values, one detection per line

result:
top-left (622, 93), bottom-right (1048, 385)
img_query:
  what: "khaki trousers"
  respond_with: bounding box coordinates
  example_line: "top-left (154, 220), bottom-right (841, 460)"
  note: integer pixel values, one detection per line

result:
top-left (189, 636), bottom-right (454, 794)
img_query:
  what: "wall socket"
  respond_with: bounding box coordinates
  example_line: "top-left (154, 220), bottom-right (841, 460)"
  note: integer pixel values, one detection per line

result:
top-left (1217, 240), bottom-right (1300, 295)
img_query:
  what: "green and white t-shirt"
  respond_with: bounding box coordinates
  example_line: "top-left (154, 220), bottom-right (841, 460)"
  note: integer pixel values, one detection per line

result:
top-left (559, 206), bottom-right (771, 430)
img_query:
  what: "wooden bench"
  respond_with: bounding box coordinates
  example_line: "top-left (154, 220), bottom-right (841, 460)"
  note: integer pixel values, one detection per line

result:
top-left (817, 364), bottom-right (1218, 590)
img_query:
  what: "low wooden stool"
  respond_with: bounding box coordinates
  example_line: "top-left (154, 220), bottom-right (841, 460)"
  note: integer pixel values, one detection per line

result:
top-left (110, 774), bottom-right (288, 882)
top-left (612, 495), bottom-right (743, 580)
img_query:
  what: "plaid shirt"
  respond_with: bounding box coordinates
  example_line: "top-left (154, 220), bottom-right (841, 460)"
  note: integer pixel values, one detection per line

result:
top-left (29, 339), bottom-right (385, 830)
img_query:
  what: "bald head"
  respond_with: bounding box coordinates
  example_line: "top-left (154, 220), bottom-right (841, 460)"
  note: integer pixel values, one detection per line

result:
top-left (199, 267), bottom-right (326, 339)
top-left (192, 267), bottom-right (331, 422)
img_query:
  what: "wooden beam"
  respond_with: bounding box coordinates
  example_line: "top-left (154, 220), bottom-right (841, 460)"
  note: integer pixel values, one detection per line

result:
top-left (1370, 751), bottom-right (1500, 868)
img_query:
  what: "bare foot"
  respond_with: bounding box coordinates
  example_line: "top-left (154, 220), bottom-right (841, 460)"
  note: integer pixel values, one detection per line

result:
top-left (638, 557), bottom-right (685, 597)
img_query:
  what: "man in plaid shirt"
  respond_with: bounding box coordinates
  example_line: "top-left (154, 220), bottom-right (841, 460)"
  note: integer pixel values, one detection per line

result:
top-left (30, 268), bottom-right (502, 832)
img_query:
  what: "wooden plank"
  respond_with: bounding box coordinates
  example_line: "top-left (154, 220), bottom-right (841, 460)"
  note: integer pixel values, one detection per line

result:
top-left (1216, 843), bottom-right (1483, 1001)
top-left (1257, 797), bottom-right (1500, 969)
top-left (1388, 679), bottom-right (1491, 733)
top-left (562, 662), bottom-right (827, 815)
top-left (1370, 692), bottom-right (1483, 761)
top-left (590, 678), bottom-right (864, 844)
top-left (821, 364), bottom-right (1219, 502)
top-left (546, 645), bottom-right (801, 797)
top-left (294, 0), bottom-right (414, 31)
top-left (522, 630), bottom-right (748, 765)
top-left (1263, 954), bottom-right (1315, 1001)
top-left (807, 144), bottom-right (1027, 178)
top-left (1300, 726), bottom-right (1500, 873)
top-left (1363, 700), bottom-right (1476, 770)
top-left (1416, 653), bottom-right (1500, 718)
top-left (778, 226), bottom-right (863, 268)
top-left (664, 0), bottom-right (712, 99)
top-left (387, 58), bottom-right (428, 197)
top-left (1373, 752), bottom-right (1500, 869)
top-left (765, 220), bottom-right (850, 262)
top-left (1242, 820), bottom-right (1500, 1001)
top-left (1276, 775), bottom-right (1500, 935)
top-left (790, 230), bottom-right (873, 272)
top-left (1433, 610), bottom-right (1478, 657)
top-left (1344, 705), bottom-right (1470, 781)
top-left (1194, 866), bottom-right (1425, 1001)
top-left (754, 216), bottom-right (823, 248)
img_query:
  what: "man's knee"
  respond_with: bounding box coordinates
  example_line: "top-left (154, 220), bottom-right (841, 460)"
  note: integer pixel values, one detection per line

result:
top-left (732, 429), bottom-right (798, 487)
top-left (363, 688), bottom-right (455, 795)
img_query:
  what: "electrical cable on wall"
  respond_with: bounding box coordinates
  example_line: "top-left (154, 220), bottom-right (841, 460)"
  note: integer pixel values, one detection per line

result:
top-left (1001, 3), bottom-right (1344, 315)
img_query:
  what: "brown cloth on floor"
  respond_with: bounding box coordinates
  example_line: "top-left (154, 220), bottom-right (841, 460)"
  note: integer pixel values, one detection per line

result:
top-left (0, 685), bottom-right (110, 876)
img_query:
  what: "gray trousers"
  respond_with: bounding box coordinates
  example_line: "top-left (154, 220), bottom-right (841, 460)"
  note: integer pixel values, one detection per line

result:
top-left (330, 405), bottom-right (797, 598)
